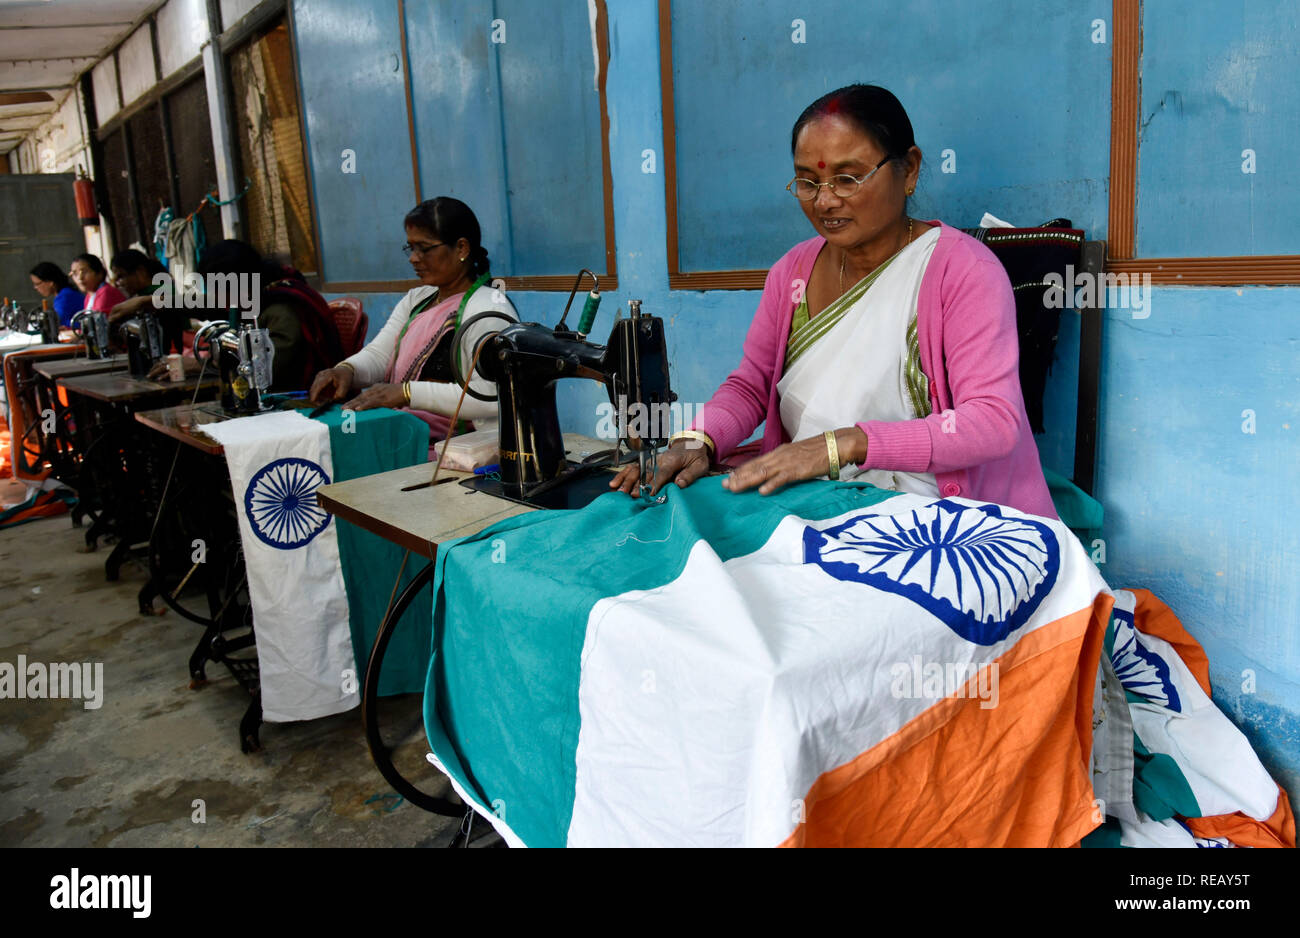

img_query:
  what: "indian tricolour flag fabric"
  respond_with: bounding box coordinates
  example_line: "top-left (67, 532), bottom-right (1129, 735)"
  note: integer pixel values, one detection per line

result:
top-left (205, 411), bottom-right (354, 722)
top-left (204, 407), bottom-right (429, 722)
top-left (1086, 589), bottom-right (1295, 848)
top-left (424, 478), bottom-right (1115, 847)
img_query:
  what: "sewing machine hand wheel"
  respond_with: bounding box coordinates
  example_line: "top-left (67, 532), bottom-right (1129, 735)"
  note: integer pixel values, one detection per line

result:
top-left (450, 310), bottom-right (516, 402)
top-left (193, 320), bottom-right (230, 356)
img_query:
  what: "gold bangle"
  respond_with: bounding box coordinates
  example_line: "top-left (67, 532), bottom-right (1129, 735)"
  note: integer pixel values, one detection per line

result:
top-left (669, 429), bottom-right (716, 454)
top-left (337, 361), bottom-right (356, 376)
top-left (825, 430), bottom-right (840, 480)
top-left (402, 381), bottom-right (412, 405)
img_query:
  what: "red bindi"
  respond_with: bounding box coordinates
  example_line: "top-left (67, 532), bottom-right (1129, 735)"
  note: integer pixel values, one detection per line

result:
top-left (817, 161), bottom-right (826, 169)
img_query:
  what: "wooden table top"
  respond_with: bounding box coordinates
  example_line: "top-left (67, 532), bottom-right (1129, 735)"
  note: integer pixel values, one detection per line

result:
top-left (0, 332), bottom-right (45, 353)
top-left (134, 402), bottom-right (233, 455)
top-left (316, 433), bottom-right (614, 558)
top-left (34, 355), bottom-right (127, 380)
top-left (58, 371), bottom-right (217, 405)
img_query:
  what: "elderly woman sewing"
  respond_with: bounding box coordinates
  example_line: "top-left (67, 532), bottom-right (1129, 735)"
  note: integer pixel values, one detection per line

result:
top-left (612, 84), bottom-right (1055, 518)
top-left (309, 197), bottom-right (517, 446)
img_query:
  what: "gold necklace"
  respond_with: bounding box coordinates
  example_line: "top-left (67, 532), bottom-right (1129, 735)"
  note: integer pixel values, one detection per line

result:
top-left (840, 217), bottom-right (914, 295)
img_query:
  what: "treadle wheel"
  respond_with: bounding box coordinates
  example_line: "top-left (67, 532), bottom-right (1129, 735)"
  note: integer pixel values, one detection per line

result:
top-left (362, 560), bottom-right (463, 816)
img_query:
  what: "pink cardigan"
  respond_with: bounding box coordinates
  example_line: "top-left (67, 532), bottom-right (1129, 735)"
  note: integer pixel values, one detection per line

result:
top-left (691, 221), bottom-right (1057, 519)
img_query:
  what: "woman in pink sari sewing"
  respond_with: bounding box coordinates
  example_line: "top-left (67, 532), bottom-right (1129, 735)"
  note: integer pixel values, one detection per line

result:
top-left (308, 197), bottom-right (517, 448)
top-left (610, 84), bottom-right (1055, 518)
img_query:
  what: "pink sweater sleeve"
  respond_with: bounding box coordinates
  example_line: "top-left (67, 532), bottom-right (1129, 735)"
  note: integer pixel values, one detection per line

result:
top-left (690, 261), bottom-right (791, 457)
top-left (857, 253), bottom-right (1023, 474)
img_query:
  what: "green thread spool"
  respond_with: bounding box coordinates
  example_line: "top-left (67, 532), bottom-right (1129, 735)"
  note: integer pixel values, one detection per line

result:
top-left (576, 291), bottom-right (601, 336)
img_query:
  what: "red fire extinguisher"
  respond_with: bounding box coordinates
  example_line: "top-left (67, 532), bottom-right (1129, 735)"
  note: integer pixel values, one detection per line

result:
top-left (73, 170), bottom-right (97, 227)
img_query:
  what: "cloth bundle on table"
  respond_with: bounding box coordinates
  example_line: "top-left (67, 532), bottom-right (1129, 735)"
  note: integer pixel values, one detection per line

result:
top-left (203, 406), bottom-right (429, 722)
top-left (421, 478), bottom-right (1294, 848)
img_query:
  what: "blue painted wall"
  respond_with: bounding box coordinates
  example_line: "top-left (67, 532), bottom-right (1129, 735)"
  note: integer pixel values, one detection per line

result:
top-left (1138, 0), bottom-right (1300, 256)
top-left (294, 0), bottom-right (416, 283)
top-left (302, 0), bottom-right (1299, 805)
top-left (298, 0), bottom-right (606, 280)
top-left (669, 0), bottom-right (1112, 272)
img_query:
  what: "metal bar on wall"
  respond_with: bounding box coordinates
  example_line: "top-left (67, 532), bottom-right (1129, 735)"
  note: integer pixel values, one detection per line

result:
top-left (157, 101), bottom-right (182, 214)
top-left (79, 72), bottom-right (114, 251)
top-left (285, 0), bottom-right (323, 278)
top-left (396, 0), bottom-right (422, 205)
top-left (147, 12), bottom-right (182, 214)
top-left (121, 121), bottom-right (146, 247)
top-left (202, 0), bottom-right (243, 239)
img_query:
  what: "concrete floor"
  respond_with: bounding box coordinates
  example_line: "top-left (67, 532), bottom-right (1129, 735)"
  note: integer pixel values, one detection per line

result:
top-left (0, 480), bottom-right (469, 847)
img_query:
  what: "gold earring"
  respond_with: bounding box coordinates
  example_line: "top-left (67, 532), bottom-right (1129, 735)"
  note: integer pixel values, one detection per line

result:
top-left (906, 187), bottom-right (915, 196)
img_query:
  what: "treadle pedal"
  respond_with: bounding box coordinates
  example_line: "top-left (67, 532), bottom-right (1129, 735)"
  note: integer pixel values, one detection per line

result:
top-left (225, 656), bottom-right (261, 695)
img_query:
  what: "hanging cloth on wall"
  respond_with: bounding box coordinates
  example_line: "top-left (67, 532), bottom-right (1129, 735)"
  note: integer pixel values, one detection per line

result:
top-left (180, 179), bottom-right (252, 269)
top-left (190, 214), bottom-right (207, 267)
top-left (153, 206), bottom-right (174, 269)
top-left (163, 216), bottom-right (197, 286)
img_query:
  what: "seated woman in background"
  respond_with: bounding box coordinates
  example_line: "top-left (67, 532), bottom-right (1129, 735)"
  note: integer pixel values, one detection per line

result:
top-left (69, 254), bottom-right (126, 317)
top-left (611, 83), bottom-right (1055, 518)
top-left (28, 261), bottom-right (84, 327)
top-left (154, 240), bottom-right (344, 391)
top-left (107, 249), bottom-right (183, 352)
top-left (309, 196), bottom-right (517, 447)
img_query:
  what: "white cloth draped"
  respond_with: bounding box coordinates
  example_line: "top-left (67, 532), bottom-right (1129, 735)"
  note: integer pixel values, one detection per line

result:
top-left (203, 410), bottom-right (357, 722)
top-left (777, 227), bottom-right (941, 496)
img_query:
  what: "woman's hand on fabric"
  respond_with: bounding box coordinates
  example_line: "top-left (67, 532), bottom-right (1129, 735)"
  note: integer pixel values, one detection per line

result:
top-left (309, 366), bottom-right (354, 404)
top-left (722, 427), bottom-right (867, 495)
top-left (342, 382), bottom-right (406, 412)
top-left (609, 440), bottom-right (712, 496)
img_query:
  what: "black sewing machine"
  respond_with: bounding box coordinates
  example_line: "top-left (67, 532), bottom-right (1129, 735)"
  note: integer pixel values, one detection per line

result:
top-left (459, 272), bottom-right (674, 510)
top-left (121, 311), bottom-right (166, 378)
top-left (3, 299), bottom-right (61, 344)
top-left (71, 309), bottom-right (112, 359)
top-left (194, 320), bottom-right (275, 415)
top-left (38, 305), bottom-right (59, 344)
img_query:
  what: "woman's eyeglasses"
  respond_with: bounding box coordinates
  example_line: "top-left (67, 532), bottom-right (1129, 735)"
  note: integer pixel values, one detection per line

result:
top-left (786, 156), bottom-right (891, 200)
top-left (402, 241), bottom-right (449, 258)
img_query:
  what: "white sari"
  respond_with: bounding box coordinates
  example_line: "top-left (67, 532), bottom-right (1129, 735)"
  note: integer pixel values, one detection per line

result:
top-left (777, 226), bottom-right (941, 495)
